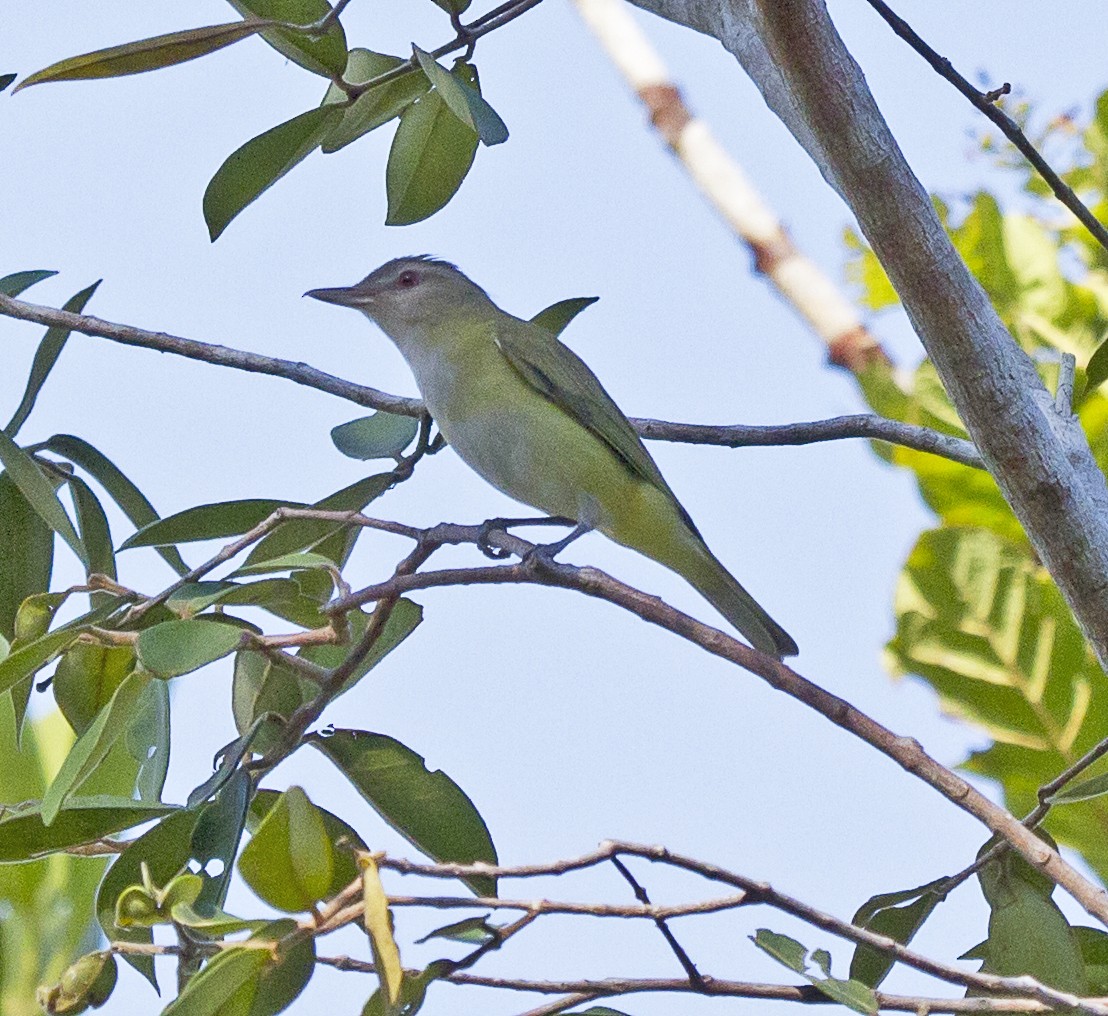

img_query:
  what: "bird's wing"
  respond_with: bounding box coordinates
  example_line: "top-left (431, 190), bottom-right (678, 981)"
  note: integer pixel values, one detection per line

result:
top-left (495, 318), bottom-right (702, 538)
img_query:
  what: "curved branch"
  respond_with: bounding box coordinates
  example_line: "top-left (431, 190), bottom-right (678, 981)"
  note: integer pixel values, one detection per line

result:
top-left (314, 518), bottom-right (1108, 929)
top-left (0, 294), bottom-right (981, 466)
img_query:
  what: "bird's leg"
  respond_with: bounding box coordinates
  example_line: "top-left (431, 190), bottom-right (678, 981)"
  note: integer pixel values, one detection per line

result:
top-left (526, 521), bottom-right (592, 564)
top-left (476, 515), bottom-right (578, 560)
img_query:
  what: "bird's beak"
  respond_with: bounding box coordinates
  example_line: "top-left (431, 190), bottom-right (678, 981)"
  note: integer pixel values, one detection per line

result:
top-left (304, 284), bottom-right (375, 307)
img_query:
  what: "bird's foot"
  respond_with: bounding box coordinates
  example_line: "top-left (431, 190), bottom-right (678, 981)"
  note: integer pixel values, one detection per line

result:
top-left (475, 516), bottom-right (579, 561)
top-left (523, 522), bottom-right (591, 566)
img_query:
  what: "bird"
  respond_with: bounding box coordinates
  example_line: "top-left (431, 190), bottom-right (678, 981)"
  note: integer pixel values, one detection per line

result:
top-left (306, 256), bottom-right (797, 659)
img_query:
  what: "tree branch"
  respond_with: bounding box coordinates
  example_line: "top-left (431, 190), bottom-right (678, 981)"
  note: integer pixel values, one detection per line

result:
top-left (0, 294), bottom-right (981, 466)
top-left (861, 0), bottom-right (1108, 255)
top-left (310, 517), bottom-right (1108, 928)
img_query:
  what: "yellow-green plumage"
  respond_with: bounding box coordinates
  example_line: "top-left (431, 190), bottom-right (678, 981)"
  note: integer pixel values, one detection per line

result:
top-left (307, 256), bottom-right (797, 659)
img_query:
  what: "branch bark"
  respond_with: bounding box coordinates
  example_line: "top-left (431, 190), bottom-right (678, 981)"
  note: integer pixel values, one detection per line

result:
top-left (621, 0), bottom-right (1108, 697)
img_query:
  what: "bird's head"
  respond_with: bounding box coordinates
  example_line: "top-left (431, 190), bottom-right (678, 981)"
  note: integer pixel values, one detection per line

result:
top-left (306, 256), bottom-right (492, 340)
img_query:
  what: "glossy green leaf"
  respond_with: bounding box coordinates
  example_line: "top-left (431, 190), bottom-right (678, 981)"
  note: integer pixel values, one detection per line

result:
top-left (888, 526), bottom-right (1108, 878)
top-left (36, 950), bottom-right (117, 1014)
top-left (752, 930), bottom-right (878, 1015)
top-left (415, 915), bottom-right (495, 945)
top-left (136, 618), bottom-right (244, 678)
top-left (53, 644), bottom-right (135, 734)
top-left (1088, 335), bottom-right (1108, 391)
top-left (232, 650), bottom-right (304, 754)
top-left (321, 50), bottom-right (428, 153)
top-left (412, 50), bottom-right (507, 146)
top-left (0, 796), bottom-right (176, 862)
top-left (69, 475), bottom-right (115, 592)
top-left (0, 269), bottom-right (58, 297)
top-left (14, 22), bottom-right (268, 92)
top-left (299, 598), bottom-right (423, 695)
top-left (227, 0), bottom-right (347, 77)
top-left (129, 677), bottom-right (171, 802)
top-left (161, 944), bottom-right (271, 1016)
top-left (0, 430), bottom-right (85, 564)
top-left (362, 854), bottom-right (403, 1007)
top-left (1075, 926), bottom-right (1108, 994)
top-left (313, 728), bottom-right (497, 897)
top-left (849, 881), bottom-right (945, 987)
top-left (244, 473), bottom-right (392, 567)
top-left (238, 786), bottom-right (334, 912)
top-left (189, 767), bottom-right (252, 914)
top-left (232, 552), bottom-right (337, 576)
top-left (331, 412), bottom-right (419, 460)
top-left (250, 789), bottom-right (366, 897)
top-left (530, 296), bottom-right (599, 336)
top-left (1049, 771), bottom-right (1108, 804)
top-left (0, 597), bottom-right (126, 696)
top-left (0, 472), bottom-right (54, 642)
top-left (385, 70), bottom-right (478, 226)
top-left (204, 104), bottom-right (343, 241)
top-left (0, 73), bottom-right (15, 93)
top-left (41, 434), bottom-right (188, 574)
top-left (5, 280), bottom-right (100, 438)
top-left (975, 845), bottom-right (1087, 992)
top-left (41, 670), bottom-right (154, 824)
top-left (121, 497), bottom-right (295, 549)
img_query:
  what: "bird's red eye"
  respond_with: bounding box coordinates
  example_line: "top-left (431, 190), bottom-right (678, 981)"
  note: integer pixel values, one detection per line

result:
top-left (396, 270), bottom-right (420, 288)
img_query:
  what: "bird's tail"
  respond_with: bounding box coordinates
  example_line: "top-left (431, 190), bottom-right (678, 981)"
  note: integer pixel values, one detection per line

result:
top-left (682, 542), bottom-right (798, 659)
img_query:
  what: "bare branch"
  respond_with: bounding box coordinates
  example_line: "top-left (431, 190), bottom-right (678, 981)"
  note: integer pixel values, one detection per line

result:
top-left (573, 0), bottom-right (889, 373)
top-left (861, 0), bottom-right (1108, 255)
top-left (0, 294), bottom-right (981, 466)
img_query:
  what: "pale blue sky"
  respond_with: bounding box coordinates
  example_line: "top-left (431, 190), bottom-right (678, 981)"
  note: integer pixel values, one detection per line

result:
top-left (3, 2), bottom-right (1106, 1012)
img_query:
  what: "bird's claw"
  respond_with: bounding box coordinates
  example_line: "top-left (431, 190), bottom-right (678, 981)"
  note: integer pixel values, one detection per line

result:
top-left (476, 519), bottom-right (513, 560)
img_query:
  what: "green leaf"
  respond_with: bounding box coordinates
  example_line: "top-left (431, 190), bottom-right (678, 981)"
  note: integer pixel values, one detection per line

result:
top-left (121, 497), bottom-right (295, 550)
top-left (415, 915), bottom-right (495, 945)
top-left (204, 105), bottom-right (343, 241)
top-left (36, 950), bottom-right (117, 1015)
top-left (54, 643), bottom-right (135, 734)
top-left (244, 473), bottom-right (392, 567)
top-left (1075, 926), bottom-right (1108, 994)
top-left (849, 882), bottom-right (945, 987)
top-left (530, 296), bottom-right (599, 336)
top-left (70, 475), bottom-right (116, 592)
top-left (231, 552), bottom-right (337, 576)
top-left (232, 650), bottom-right (304, 754)
top-left (888, 526), bottom-right (1108, 880)
top-left (321, 51), bottom-right (429, 154)
top-left (0, 430), bottom-right (86, 564)
top-left (362, 854), bottom-right (404, 1007)
top-left (0, 471), bottom-right (53, 642)
top-left (428, 0), bottom-right (471, 14)
top-left (1088, 334), bottom-right (1108, 391)
top-left (1049, 771), bottom-right (1108, 804)
top-left (0, 73), bottom-right (15, 93)
top-left (752, 931), bottom-right (878, 1015)
top-left (412, 49), bottom-right (507, 146)
top-left (331, 413), bottom-right (420, 460)
top-left (385, 70), bottom-right (478, 226)
top-left (0, 269), bottom-right (58, 297)
top-left (0, 597), bottom-right (127, 697)
top-left (136, 618), bottom-right (244, 677)
top-left (189, 767), bottom-right (252, 914)
top-left (13, 21), bottom-right (269, 92)
top-left (227, 0), bottom-right (348, 77)
top-left (5, 280), bottom-right (101, 438)
top-left (41, 434), bottom-right (188, 575)
top-left (975, 844), bottom-right (1087, 992)
top-left (238, 786), bottom-right (334, 912)
top-left (129, 677), bottom-right (171, 802)
top-left (249, 789), bottom-right (366, 896)
top-left (0, 796), bottom-right (176, 861)
top-left (161, 944), bottom-right (271, 1016)
top-left (41, 670), bottom-right (154, 825)
top-left (299, 599), bottom-right (422, 696)
top-left (360, 961), bottom-right (451, 1016)
top-left (313, 728), bottom-right (497, 897)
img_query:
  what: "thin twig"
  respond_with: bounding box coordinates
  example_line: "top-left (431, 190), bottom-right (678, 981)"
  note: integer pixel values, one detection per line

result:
top-left (863, 0), bottom-right (1108, 254)
top-left (0, 294), bottom-right (983, 467)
